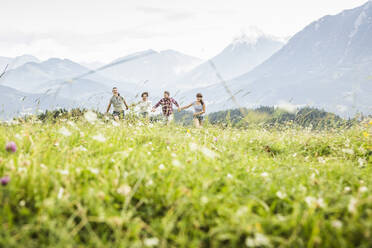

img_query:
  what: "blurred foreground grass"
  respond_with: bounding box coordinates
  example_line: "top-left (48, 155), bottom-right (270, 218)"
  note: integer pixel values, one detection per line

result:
top-left (0, 116), bottom-right (371, 247)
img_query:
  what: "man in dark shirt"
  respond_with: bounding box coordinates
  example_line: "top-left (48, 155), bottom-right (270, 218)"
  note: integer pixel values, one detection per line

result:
top-left (152, 91), bottom-right (180, 125)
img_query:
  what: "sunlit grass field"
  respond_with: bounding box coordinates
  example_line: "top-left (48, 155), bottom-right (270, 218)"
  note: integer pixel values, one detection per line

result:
top-left (0, 114), bottom-right (371, 247)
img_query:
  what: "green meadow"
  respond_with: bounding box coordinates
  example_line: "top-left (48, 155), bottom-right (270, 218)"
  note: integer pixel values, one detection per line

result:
top-left (0, 114), bottom-right (371, 247)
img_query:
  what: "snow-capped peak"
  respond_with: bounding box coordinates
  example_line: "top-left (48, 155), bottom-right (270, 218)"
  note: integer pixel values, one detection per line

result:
top-left (232, 27), bottom-right (265, 45)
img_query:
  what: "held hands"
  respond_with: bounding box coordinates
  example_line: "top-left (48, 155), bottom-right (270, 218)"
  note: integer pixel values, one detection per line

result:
top-left (178, 107), bottom-right (181, 112)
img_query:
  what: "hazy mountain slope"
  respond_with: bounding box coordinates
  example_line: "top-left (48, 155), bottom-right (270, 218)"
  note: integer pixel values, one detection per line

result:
top-left (174, 32), bottom-right (284, 90)
top-left (99, 49), bottom-right (202, 90)
top-left (187, 1), bottom-right (372, 116)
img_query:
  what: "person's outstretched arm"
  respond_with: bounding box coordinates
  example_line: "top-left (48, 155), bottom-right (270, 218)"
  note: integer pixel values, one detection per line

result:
top-left (171, 98), bottom-right (181, 112)
top-left (152, 99), bottom-right (162, 112)
top-left (122, 98), bottom-right (129, 110)
top-left (106, 102), bottom-right (111, 113)
top-left (181, 103), bottom-right (193, 111)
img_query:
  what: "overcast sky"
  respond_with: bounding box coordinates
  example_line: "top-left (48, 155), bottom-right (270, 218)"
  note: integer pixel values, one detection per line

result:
top-left (0, 0), bottom-right (368, 63)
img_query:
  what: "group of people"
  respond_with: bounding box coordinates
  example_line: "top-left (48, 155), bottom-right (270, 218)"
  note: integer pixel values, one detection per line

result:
top-left (106, 87), bottom-right (206, 127)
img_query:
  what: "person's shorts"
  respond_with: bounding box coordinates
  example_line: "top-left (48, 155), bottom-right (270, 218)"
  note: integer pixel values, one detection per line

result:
top-left (113, 111), bottom-right (124, 119)
top-left (195, 115), bottom-right (204, 122)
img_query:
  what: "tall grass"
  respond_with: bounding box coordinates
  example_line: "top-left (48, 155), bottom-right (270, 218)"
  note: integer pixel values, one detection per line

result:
top-left (0, 113), bottom-right (371, 247)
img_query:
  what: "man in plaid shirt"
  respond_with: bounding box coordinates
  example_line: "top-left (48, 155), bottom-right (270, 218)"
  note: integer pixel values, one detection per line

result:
top-left (152, 91), bottom-right (180, 124)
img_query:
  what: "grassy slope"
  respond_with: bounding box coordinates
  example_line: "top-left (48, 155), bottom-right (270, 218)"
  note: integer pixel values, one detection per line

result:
top-left (0, 119), bottom-right (371, 247)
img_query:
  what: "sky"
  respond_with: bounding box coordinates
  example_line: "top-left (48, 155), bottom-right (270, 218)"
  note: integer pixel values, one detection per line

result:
top-left (0, 0), bottom-right (368, 63)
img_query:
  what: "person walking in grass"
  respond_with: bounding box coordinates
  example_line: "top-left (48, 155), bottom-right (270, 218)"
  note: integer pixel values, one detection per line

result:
top-left (106, 87), bottom-right (129, 121)
top-left (152, 91), bottom-right (180, 125)
top-left (180, 93), bottom-right (206, 128)
top-left (135, 92), bottom-right (152, 119)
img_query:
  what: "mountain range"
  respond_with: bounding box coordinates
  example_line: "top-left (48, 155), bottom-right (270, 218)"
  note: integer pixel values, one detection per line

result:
top-left (1, 1), bottom-right (372, 119)
top-left (183, 1), bottom-right (372, 116)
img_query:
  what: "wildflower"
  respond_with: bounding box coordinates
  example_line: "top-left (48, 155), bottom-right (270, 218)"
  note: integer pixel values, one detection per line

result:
top-left (245, 233), bottom-right (271, 247)
top-left (344, 186), bottom-right (351, 192)
top-left (363, 132), bottom-right (369, 138)
top-left (89, 168), bottom-right (99, 175)
top-left (213, 137), bottom-right (218, 142)
top-left (276, 191), bottom-right (286, 199)
top-left (305, 196), bottom-right (326, 208)
top-left (318, 157), bottom-right (326, 164)
top-left (84, 111), bottom-right (97, 123)
top-left (92, 134), bottom-right (106, 142)
top-left (5, 141), bottom-right (17, 153)
top-left (332, 220), bottom-right (343, 229)
top-left (189, 142), bottom-right (198, 151)
top-left (226, 173), bottom-right (233, 179)
top-left (359, 186), bottom-right (368, 193)
top-left (14, 134), bottom-right (22, 140)
top-left (358, 158), bottom-right (366, 167)
top-left (144, 237), bottom-right (159, 247)
top-left (342, 148), bottom-right (354, 155)
top-left (369, 120), bottom-right (372, 125)
top-left (146, 179), bottom-right (153, 187)
top-left (58, 170), bottom-right (69, 175)
top-left (1, 176), bottom-right (10, 186)
top-left (187, 129), bottom-right (190, 133)
top-left (201, 147), bottom-right (218, 159)
top-left (172, 159), bottom-right (181, 167)
top-left (158, 164), bottom-right (165, 170)
top-left (201, 196), bottom-right (208, 204)
top-left (59, 127), bottom-right (71, 137)
top-left (58, 187), bottom-right (64, 199)
top-left (348, 197), bottom-right (357, 214)
top-left (261, 172), bottom-right (269, 178)
top-left (77, 146), bottom-right (87, 152)
top-left (117, 185), bottom-right (131, 196)
top-left (67, 121), bottom-right (76, 127)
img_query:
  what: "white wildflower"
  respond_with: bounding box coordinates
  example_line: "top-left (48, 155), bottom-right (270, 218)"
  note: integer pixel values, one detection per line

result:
top-left (201, 147), bottom-right (218, 159)
top-left (59, 127), bottom-right (71, 137)
top-left (318, 157), bottom-right (326, 164)
top-left (226, 173), bottom-right (233, 179)
top-left (146, 179), bottom-right (153, 187)
top-left (144, 237), bottom-right (159, 247)
top-left (77, 145), bottom-right (87, 152)
top-left (359, 186), bottom-right (368, 193)
top-left (158, 164), bottom-right (165, 170)
top-left (15, 134), bottom-right (22, 140)
top-left (342, 148), bottom-right (354, 155)
top-left (261, 172), bottom-right (269, 178)
top-left (172, 159), bottom-right (181, 167)
top-left (201, 196), bottom-right (208, 204)
top-left (348, 197), bottom-right (357, 214)
top-left (58, 187), bottom-right (64, 199)
top-left (117, 185), bottom-right (131, 196)
top-left (332, 220), bottom-right (343, 229)
top-left (358, 158), bottom-right (366, 167)
top-left (189, 142), bottom-right (198, 151)
top-left (67, 121), bottom-right (76, 127)
top-left (58, 169), bottom-right (69, 175)
top-left (245, 233), bottom-right (271, 247)
top-left (344, 186), bottom-right (351, 192)
top-left (276, 191), bottom-right (287, 199)
top-left (89, 168), bottom-right (99, 175)
top-left (84, 111), bottom-right (97, 123)
top-left (92, 134), bottom-right (106, 142)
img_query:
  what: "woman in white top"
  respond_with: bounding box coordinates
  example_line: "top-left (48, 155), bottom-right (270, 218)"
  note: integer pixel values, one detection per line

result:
top-left (180, 93), bottom-right (206, 128)
top-left (136, 92), bottom-right (152, 119)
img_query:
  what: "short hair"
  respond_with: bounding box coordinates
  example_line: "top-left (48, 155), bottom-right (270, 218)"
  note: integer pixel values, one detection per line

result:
top-left (164, 91), bottom-right (170, 96)
top-left (112, 87), bottom-right (118, 90)
top-left (141, 92), bottom-right (149, 97)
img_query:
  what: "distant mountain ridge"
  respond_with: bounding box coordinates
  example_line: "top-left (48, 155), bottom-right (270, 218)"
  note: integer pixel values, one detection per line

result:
top-left (185, 1), bottom-right (372, 116)
top-left (174, 31), bottom-right (284, 90)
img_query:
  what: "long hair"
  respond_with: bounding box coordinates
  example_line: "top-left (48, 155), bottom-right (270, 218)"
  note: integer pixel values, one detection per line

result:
top-left (196, 93), bottom-right (204, 105)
